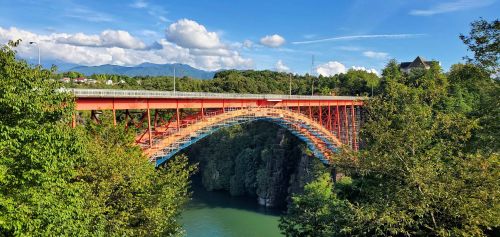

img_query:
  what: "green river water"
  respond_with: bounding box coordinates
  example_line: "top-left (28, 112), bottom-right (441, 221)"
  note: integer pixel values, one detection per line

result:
top-left (180, 183), bottom-right (284, 237)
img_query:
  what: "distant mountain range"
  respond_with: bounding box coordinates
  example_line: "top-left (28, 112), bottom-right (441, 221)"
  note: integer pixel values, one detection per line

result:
top-left (67, 63), bottom-right (216, 79)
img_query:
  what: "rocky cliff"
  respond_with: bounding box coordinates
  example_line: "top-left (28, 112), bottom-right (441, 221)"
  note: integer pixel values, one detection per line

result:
top-left (182, 121), bottom-right (328, 209)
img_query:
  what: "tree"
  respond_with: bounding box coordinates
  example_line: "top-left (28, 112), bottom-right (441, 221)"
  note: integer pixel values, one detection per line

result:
top-left (279, 173), bottom-right (352, 237)
top-left (0, 40), bottom-right (92, 235)
top-left (78, 116), bottom-right (197, 236)
top-left (280, 61), bottom-right (499, 236)
top-left (0, 42), bottom-right (196, 236)
top-left (460, 18), bottom-right (500, 74)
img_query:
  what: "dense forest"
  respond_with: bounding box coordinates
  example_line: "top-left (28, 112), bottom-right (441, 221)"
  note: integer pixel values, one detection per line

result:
top-left (0, 18), bottom-right (498, 236)
top-left (59, 65), bottom-right (380, 97)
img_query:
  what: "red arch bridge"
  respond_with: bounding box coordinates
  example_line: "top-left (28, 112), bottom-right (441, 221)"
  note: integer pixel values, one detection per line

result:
top-left (70, 89), bottom-right (364, 166)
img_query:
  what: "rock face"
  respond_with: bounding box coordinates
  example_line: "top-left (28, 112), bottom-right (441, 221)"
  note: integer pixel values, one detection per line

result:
top-left (183, 121), bottom-right (327, 209)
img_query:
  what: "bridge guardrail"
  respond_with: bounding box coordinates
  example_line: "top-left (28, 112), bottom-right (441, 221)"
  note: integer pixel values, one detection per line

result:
top-left (62, 88), bottom-right (365, 101)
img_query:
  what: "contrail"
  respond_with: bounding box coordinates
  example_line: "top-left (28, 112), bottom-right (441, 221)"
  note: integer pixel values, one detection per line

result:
top-left (292, 34), bottom-right (426, 45)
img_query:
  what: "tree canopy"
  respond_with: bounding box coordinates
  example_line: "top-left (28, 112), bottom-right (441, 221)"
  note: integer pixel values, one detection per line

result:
top-left (0, 41), bottom-right (196, 236)
top-left (280, 60), bottom-right (499, 236)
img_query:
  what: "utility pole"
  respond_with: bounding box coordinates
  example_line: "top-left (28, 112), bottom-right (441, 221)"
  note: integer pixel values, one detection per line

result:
top-left (29, 41), bottom-right (40, 66)
top-left (173, 66), bottom-right (176, 93)
top-left (289, 73), bottom-right (292, 96)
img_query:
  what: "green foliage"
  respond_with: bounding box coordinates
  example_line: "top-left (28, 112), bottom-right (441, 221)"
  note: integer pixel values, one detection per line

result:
top-left (0, 42), bottom-right (89, 236)
top-left (0, 42), bottom-right (196, 236)
top-left (279, 173), bottom-right (352, 237)
top-left (460, 18), bottom-right (499, 73)
top-left (280, 59), bottom-right (500, 236)
top-left (79, 118), bottom-right (197, 236)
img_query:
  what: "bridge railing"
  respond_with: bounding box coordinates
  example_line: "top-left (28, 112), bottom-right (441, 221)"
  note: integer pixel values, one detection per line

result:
top-left (63, 88), bottom-right (365, 101)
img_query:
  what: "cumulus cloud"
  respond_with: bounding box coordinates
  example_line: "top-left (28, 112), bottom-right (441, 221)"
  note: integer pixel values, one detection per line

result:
top-left (275, 60), bottom-right (290, 72)
top-left (0, 24), bottom-right (253, 71)
top-left (316, 61), bottom-right (380, 76)
top-left (55, 30), bottom-right (147, 49)
top-left (316, 61), bottom-right (347, 76)
top-left (350, 66), bottom-right (379, 75)
top-left (260, 34), bottom-right (285, 48)
top-left (166, 19), bottom-right (221, 49)
top-left (363, 51), bottom-right (389, 59)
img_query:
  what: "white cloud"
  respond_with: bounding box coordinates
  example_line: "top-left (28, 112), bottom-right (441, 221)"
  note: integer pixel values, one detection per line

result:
top-left (166, 19), bottom-right (221, 49)
top-left (316, 61), bottom-right (347, 76)
top-left (275, 60), bottom-right (290, 72)
top-left (350, 66), bottom-right (379, 75)
top-left (0, 26), bottom-right (253, 71)
top-left (140, 29), bottom-right (159, 38)
top-left (410, 0), bottom-right (494, 16)
top-left (292, 34), bottom-right (425, 45)
top-left (130, 0), bottom-right (148, 8)
top-left (65, 6), bottom-right (115, 23)
top-left (260, 34), bottom-right (285, 48)
top-left (363, 50), bottom-right (389, 59)
top-left (55, 30), bottom-right (147, 50)
top-left (158, 16), bottom-right (170, 23)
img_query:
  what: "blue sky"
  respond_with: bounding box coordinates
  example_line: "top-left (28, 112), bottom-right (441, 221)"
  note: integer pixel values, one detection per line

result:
top-left (0, 0), bottom-right (498, 75)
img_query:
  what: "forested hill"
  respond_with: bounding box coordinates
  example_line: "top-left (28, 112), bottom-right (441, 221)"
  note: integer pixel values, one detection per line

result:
top-left (62, 68), bottom-right (381, 96)
top-left (68, 63), bottom-right (216, 79)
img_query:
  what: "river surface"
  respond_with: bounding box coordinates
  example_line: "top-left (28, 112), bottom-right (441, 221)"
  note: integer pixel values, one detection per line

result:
top-left (180, 183), bottom-right (284, 237)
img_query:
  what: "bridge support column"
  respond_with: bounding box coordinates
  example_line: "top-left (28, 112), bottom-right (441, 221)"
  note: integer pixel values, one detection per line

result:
top-left (351, 102), bottom-right (357, 151)
top-left (318, 101), bottom-right (322, 126)
top-left (147, 102), bottom-right (152, 148)
top-left (201, 100), bottom-right (204, 120)
top-left (308, 101), bottom-right (312, 120)
top-left (176, 100), bottom-right (180, 131)
top-left (328, 102), bottom-right (332, 131)
top-left (336, 102), bottom-right (341, 140)
top-left (344, 105), bottom-right (349, 146)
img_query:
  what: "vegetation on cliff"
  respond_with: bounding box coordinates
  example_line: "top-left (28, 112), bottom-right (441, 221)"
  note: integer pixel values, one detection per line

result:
top-left (183, 121), bottom-right (328, 209)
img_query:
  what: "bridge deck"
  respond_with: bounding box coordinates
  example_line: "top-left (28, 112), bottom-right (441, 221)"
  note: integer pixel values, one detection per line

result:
top-left (68, 89), bottom-right (364, 101)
